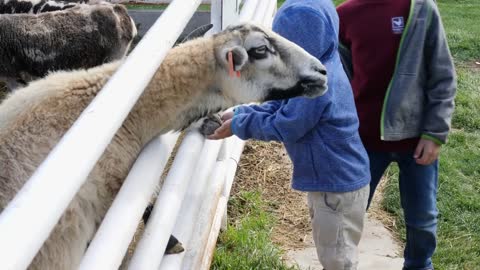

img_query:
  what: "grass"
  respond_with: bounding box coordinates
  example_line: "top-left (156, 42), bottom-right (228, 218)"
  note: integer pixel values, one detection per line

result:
top-left (279, 0), bottom-right (344, 6)
top-left (381, 1), bottom-right (480, 269)
top-left (125, 3), bottom-right (210, 11)
top-left (211, 192), bottom-right (297, 270)
top-left (438, 0), bottom-right (480, 62)
top-left (452, 67), bottom-right (480, 131)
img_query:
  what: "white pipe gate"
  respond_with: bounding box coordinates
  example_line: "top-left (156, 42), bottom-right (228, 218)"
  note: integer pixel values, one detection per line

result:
top-left (0, 0), bottom-right (276, 269)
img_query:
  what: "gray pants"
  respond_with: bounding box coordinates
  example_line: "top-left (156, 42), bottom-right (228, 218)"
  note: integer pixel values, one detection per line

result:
top-left (307, 185), bottom-right (369, 270)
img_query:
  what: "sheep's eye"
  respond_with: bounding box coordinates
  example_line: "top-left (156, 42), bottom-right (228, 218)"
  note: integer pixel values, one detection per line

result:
top-left (248, 45), bottom-right (268, 60)
top-left (255, 46), bottom-right (267, 54)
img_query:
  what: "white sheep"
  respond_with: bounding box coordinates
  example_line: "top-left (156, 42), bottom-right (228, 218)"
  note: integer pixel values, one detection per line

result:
top-left (0, 2), bottom-right (137, 90)
top-left (0, 23), bottom-right (328, 270)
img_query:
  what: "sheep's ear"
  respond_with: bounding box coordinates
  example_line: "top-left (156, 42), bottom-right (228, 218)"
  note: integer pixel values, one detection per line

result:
top-left (219, 46), bottom-right (248, 72)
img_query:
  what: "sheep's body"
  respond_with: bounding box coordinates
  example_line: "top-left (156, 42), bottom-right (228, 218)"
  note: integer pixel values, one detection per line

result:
top-left (0, 62), bottom-right (146, 269)
top-left (0, 24), bottom-right (328, 269)
top-left (0, 3), bottom-right (136, 90)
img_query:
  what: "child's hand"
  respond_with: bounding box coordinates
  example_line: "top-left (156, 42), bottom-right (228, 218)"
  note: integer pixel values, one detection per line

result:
top-left (221, 111), bottom-right (234, 121)
top-left (414, 138), bottom-right (441, 165)
top-left (207, 119), bottom-right (233, 140)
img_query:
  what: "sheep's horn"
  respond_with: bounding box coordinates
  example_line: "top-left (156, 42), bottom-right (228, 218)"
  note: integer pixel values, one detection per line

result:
top-left (178, 23), bottom-right (214, 44)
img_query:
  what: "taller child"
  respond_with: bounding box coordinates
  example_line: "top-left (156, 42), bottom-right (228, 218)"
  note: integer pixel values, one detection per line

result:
top-left (338, 0), bottom-right (456, 269)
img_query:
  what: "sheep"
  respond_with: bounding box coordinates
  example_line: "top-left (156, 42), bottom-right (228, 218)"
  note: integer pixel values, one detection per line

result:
top-left (0, 0), bottom-right (96, 14)
top-left (0, 23), bottom-right (328, 270)
top-left (0, 2), bottom-right (137, 90)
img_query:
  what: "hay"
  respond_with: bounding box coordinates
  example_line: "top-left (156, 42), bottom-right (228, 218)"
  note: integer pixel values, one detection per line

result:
top-left (231, 141), bottom-right (311, 249)
top-left (231, 140), bottom-right (402, 251)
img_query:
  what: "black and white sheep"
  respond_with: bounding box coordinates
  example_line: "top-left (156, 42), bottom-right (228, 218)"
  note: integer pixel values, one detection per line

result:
top-left (0, 0), bottom-right (95, 14)
top-left (0, 23), bottom-right (328, 270)
top-left (0, 2), bottom-right (137, 90)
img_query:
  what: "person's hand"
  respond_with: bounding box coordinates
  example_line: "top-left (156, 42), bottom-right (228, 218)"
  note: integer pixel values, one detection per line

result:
top-left (220, 111), bottom-right (234, 121)
top-left (414, 138), bottom-right (441, 165)
top-left (207, 111), bottom-right (234, 140)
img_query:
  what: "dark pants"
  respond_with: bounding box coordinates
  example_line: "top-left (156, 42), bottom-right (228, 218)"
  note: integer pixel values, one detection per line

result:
top-left (367, 151), bottom-right (438, 270)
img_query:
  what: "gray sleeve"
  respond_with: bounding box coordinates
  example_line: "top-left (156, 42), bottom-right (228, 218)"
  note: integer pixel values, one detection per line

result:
top-left (338, 43), bottom-right (354, 81)
top-left (422, 1), bottom-right (456, 144)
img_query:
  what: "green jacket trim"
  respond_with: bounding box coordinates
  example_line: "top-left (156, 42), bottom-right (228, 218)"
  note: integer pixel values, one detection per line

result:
top-left (380, 0), bottom-right (416, 140)
top-left (421, 134), bottom-right (444, 145)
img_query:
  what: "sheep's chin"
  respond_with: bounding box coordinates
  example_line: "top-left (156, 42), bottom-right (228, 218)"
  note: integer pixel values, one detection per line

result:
top-left (261, 80), bottom-right (328, 101)
top-left (303, 84), bottom-right (328, 98)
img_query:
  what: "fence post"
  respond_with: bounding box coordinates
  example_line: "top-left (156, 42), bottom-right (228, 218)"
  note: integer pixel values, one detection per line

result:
top-left (210, 0), bottom-right (222, 33)
top-left (222, 0), bottom-right (240, 28)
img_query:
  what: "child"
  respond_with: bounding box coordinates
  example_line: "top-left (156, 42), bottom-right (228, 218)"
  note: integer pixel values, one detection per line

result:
top-left (337, 0), bottom-right (456, 269)
top-left (209, 0), bottom-right (370, 269)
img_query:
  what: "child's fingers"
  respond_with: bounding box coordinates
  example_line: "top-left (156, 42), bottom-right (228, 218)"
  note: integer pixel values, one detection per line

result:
top-left (221, 111), bottom-right (234, 121)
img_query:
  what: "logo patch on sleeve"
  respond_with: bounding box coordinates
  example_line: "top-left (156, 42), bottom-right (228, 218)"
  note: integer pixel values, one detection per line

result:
top-left (391, 17), bottom-right (405, 34)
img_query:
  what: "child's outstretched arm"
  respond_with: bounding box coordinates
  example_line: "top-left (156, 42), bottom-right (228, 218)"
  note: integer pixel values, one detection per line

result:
top-left (230, 95), bottom-right (330, 143)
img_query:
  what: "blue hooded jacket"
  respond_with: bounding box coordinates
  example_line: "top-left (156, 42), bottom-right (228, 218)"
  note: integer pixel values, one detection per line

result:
top-left (231, 0), bottom-right (370, 192)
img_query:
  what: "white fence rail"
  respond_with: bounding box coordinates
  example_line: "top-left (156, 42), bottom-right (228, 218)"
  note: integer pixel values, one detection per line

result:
top-left (0, 0), bottom-right (276, 269)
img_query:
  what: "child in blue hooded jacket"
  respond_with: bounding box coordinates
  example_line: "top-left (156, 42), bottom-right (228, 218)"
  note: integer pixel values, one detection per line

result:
top-left (209, 0), bottom-right (370, 269)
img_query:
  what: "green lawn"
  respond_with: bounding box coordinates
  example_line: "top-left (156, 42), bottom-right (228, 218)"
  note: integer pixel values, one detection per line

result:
top-left (452, 67), bottom-right (480, 132)
top-left (439, 0), bottom-right (480, 62)
top-left (213, 0), bottom-right (480, 269)
top-left (211, 192), bottom-right (297, 270)
top-left (125, 3), bottom-right (210, 11)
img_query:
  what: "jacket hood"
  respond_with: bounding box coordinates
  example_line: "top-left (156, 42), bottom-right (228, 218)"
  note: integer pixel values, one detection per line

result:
top-left (273, 0), bottom-right (339, 62)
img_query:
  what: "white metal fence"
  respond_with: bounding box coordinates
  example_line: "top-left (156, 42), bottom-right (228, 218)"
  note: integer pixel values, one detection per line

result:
top-left (0, 0), bottom-right (276, 269)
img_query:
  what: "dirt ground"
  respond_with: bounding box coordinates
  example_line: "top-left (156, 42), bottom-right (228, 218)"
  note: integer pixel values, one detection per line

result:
top-left (231, 140), bottom-right (403, 257)
top-left (231, 140), bottom-right (312, 250)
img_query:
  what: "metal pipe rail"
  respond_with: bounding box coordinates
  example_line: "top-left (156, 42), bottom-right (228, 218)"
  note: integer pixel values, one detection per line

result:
top-left (78, 132), bottom-right (180, 270)
top-left (156, 140), bottom-right (224, 270)
top-left (128, 132), bottom-right (206, 270)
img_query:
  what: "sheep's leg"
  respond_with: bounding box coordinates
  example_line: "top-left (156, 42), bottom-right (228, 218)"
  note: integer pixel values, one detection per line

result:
top-left (142, 204), bottom-right (185, 254)
top-left (165, 235), bottom-right (184, 254)
top-left (189, 114), bottom-right (223, 136)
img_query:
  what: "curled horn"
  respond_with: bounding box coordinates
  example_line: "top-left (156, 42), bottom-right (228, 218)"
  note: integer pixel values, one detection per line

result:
top-left (175, 23), bottom-right (214, 46)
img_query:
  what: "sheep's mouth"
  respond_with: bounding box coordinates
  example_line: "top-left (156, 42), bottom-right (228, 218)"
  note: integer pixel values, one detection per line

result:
top-left (262, 78), bottom-right (328, 101)
top-left (300, 77), bottom-right (328, 98)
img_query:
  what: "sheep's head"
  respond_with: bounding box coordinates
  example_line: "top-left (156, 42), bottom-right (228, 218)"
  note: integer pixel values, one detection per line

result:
top-left (213, 23), bottom-right (328, 104)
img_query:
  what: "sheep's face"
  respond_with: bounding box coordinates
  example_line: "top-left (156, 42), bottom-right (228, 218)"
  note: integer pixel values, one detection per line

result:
top-left (214, 23), bottom-right (328, 104)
